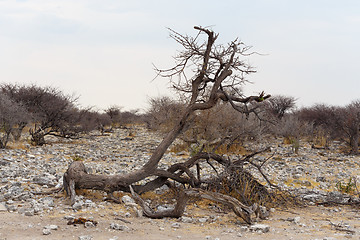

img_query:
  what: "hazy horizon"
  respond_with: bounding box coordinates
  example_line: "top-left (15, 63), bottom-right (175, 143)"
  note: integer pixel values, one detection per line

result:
top-left (1, 0), bottom-right (359, 111)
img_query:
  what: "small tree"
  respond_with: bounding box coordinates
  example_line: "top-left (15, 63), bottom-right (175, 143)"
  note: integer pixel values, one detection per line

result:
top-left (336, 101), bottom-right (360, 154)
top-left (145, 96), bottom-right (185, 132)
top-left (1, 84), bottom-right (29, 141)
top-left (105, 105), bottom-right (122, 128)
top-left (0, 93), bottom-right (29, 148)
top-left (265, 95), bottom-right (296, 119)
top-left (1, 84), bottom-right (79, 145)
top-left (298, 102), bottom-right (360, 154)
top-left (298, 104), bottom-right (338, 141)
top-left (118, 110), bottom-right (141, 126)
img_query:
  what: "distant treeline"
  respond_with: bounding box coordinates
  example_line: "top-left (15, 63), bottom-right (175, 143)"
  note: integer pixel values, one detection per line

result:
top-left (145, 96), bottom-right (360, 155)
top-left (1, 83), bottom-right (359, 154)
top-left (0, 83), bottom-right (142, 147)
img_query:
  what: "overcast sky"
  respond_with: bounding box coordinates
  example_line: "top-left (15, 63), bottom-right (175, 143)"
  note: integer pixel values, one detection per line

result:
top-left (0, 0), bottom-right (359, 111)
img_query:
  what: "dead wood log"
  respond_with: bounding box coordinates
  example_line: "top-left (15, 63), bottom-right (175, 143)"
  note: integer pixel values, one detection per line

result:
top-left (63, 161), bottom-right (130, 205)
top-left (184, 188), bottom-right (254, 224)
top-left (135, 152), bottom-right (230, 194)
top-left (130, 186), bottom-right (188, 219)
top-left (130, 185), bottom-right (255, 224)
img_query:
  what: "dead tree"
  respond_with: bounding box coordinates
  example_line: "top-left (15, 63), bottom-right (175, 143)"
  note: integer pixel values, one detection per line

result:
top-left (63, 26), bottom-right (270, 223)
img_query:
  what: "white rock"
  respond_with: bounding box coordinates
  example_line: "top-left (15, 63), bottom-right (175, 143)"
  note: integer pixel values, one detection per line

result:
top-left (249, 224), bottom-right (270, 233)
top-left (110, 223), bottom-right (129, 231)
top-left (78, 235), bottom-right (93, 240)
top-left (42, 228), bottom-right (51, 235)
top-left (171, 222), bottom-right (181, 228)
top-left (181, 216), bottom-right (193, 223)
top-left (121, 195), bottom-right (135, 205)
top-left (293, 216), bottom-right (301, 224)
top-left (64, 215), bottom-right (75, 221)
top-left (0, 203), bottom-right (7, 212)
top-left (45, 225), bottom-right (58, 230)
top-left (239, 226), bottom-right (248, 232)
top-left (24, 209), bottom-right (35, 216)
top-left (72, 202), bottom-right (83, 211)
top-left (85, 221), bottom-right (96, 228)
top-left (198, 217), bottom-right (208, 223)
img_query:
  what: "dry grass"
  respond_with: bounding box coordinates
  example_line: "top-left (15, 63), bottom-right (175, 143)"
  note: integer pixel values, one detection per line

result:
top-left (75, 189), bottom-right (108, 200)
top-left (169, 142), bottom-right (190, 153)
top-left (204, 170), bottom-right (275, 209)
top-left (6, 141), bottom-right (30, 150)
top-left (215, 142), bottom-right (249, 155)
top-left (170, 140), bottom-right (249, 156)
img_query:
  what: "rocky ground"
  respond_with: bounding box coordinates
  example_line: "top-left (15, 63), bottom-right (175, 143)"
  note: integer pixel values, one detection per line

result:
top-left (0, 125), bottom-right (360, 240)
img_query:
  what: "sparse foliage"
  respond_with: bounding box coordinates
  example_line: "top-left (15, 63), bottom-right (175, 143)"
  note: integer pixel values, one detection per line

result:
top-left (77, 109), bottom-right (111, 134)
top-left (1, 84), bottom-right (79, 145)
top-left (298, 102), bottom-right (360, 154)
top-left (145, 96), bottom-right (185, 132)
top-left (336, 177), bottom-right (356, 194)
top-left (105, 105), bottom-right (122, 128)
top-left (118, 109), bottom-right (142, 126)
top-left (265, 95), bottom-right (296, 119)
top-left (0, 92), bottom-right (29, 148)
top-left (333, 101), bottom-right (360, 154)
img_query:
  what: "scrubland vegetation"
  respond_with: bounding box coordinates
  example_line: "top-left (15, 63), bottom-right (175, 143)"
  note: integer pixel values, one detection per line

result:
top-left (1, 26), bottom-right (359, 227)
top-left (3, 83), bottom-right (357, 155)
top-left (1, 83), bottom-right (358, 154)
top-left (0, 83), bottom-right (141, 148)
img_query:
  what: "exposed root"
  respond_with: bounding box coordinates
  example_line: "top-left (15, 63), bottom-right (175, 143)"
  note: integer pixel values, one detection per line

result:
top-left (130, 185), bottom-right (256, 224)
top-left (130, 186), bottom-right (188, 219)
top-left (184, 188), bottom-right (254, 224)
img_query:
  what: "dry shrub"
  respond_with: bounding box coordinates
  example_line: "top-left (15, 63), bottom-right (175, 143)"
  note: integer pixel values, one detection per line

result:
top-left (7, 141), bottom-right (30, 150)
top-left (75, 189), bottom-right (107, 200)
top-left (169, 142), bottom-right (190, 154)
top-left (144, 96), bottom-right (186, 134)
top-left (187, 103), bottom-right (264, 144)
top-left (204, 165), bottom-right (299, 209)
top-left (215, 141), bottom-right (249, 155)
top-left (264, 95), bottom-right (297, 119)
top-left (205, 168), bottom-right (273, 207)
top-left (283, 136), bottom-right (292, 145)
top-left (170, 139), bottom-right (249, 156)
top-left (311, 127), bottom-right (330, 148)
top-left (146, 97), bottom-right (265, 149)
top-left (273, 114), bottom-right (312, 140)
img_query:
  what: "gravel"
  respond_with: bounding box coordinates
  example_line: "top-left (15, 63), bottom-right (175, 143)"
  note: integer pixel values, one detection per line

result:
top-left (0, 125), bottom-right (360, 239)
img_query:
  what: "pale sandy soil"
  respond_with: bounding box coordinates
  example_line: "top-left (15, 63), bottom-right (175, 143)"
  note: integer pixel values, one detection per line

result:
top-left (1, 204), bottom-right (360, 240)
top-left (1, 127), bottom-right (359, 240)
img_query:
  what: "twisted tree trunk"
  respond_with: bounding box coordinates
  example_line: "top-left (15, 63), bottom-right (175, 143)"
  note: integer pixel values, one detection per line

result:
top-left (62, 25), bottom-right (270, 223)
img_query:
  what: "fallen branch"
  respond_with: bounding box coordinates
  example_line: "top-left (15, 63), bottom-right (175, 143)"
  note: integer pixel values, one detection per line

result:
top-left (130, 186), bottom-right (188, 219)
top-left (130, 185), bottom-right (255, 224)
top-left (184, 188), bottom-right (254, 224)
